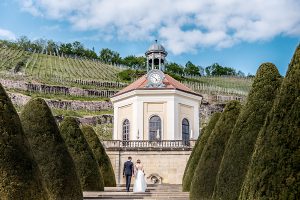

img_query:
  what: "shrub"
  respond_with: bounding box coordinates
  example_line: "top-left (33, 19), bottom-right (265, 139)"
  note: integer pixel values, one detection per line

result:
top-left (20, 98), bottom-right (82, 199)
top-left (239, 45), bottom-right (300, 199)
top-left (59, 117), bottom-right (104, 191)
top-left (0, 84), bottom-right (47, 199)
top-left (182, 112), bottom-right (221, 192)
top-left (190, 101), bottom-right (241, 200)
top-left (213, 63), bottom-right (282, 200)
top-left (81, 125), bottom-right (116, 187)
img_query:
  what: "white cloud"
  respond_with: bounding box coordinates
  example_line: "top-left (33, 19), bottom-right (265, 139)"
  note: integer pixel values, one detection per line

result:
top-left (0, 28), bottom-right (16, 40)
top-left (18, 0), bottom-right (300, 54)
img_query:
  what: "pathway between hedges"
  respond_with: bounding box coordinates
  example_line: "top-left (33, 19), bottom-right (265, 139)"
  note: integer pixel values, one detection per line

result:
top-left (84, 184), bottom-right (189, 200)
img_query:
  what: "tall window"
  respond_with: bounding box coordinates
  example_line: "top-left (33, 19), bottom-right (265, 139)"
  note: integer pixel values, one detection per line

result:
top-left (182, 118), bottom-right (190, 145)
top-left (149, 115), bottom-right (161, 141)
top-left (122, 119), bottom-right (130, 141)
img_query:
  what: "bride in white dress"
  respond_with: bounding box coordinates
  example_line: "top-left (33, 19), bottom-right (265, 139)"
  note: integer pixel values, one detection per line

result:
top-left (133, 159), bottom-right (147, 193)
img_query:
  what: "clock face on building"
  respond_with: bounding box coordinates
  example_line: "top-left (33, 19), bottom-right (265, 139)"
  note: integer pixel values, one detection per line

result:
top-left (146, 69), bottom-right (165, 87)
top-left (150, 73), bottom-right (162, 84)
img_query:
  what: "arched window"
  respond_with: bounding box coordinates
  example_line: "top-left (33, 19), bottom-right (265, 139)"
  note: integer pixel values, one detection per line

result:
top-left (149, 115), bottom-right (161, 141)
top-left (122, 119), bottom-right (130, 141)
top-left (182, 118), bottom-right (190, 145)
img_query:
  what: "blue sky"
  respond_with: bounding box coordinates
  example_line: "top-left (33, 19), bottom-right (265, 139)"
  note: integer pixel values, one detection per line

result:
top-left (0, 0), bottom-right (299, 75)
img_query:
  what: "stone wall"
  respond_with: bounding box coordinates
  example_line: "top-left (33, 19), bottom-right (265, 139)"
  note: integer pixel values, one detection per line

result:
top-left (106, 149), bottom-right (191, 185)
top-left (8, 92), bottom-right (112, 111)
top-left (0, 79), bottom-right (118, 98)
top-left (199, 99), bottom-right (225, 127)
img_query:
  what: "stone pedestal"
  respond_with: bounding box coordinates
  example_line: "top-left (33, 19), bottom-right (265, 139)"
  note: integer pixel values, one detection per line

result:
top-left (103, 140), bottom-right (195, 185)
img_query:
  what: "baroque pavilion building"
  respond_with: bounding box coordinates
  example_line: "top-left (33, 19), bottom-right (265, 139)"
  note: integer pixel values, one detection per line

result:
top-left (110, 41), bottom-right (202, 143)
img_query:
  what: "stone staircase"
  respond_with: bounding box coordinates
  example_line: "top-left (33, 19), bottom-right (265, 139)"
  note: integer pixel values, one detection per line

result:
top-left (84, 184), bottom-right (189, 200)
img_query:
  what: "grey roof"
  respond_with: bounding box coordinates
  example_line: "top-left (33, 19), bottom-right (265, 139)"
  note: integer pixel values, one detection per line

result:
top-left (148, 43), bottom-right (165, 51)
top-left (146, 42), bottom-right (167, 55)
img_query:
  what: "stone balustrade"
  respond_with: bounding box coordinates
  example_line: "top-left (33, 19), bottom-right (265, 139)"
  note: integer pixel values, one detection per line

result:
top-left (102, 140), bottom-right (197, 151)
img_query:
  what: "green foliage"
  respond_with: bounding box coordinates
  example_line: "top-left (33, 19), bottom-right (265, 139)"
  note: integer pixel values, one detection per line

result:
top-left (190, 101), bottom-right (242, 200)
top-left (118, 69), bottom-right (146, 82)
top-left (183, 112), bottom-right (221, 192)
top-left (81, 125), bottom-right (116, 187)
top-left (0, 84), bottom-right (47, 200)
top-left (94, 124), bottom-right (113, 140)
top-left (122, 55), bottom-right (146, 70)
top-left (213, 63), bottom-right (282, 200)
top-left (59, 117), bottom-right (104, 191)
top-left (99, 48), bottom-right (121, 64)
top-left (205, 63), bottom-right (236, 76)
top-left (185, 61), bottom-right (200, 76)
top-left (239, 45), bottom-right (300, 199)
top-left (165, 62), bottom-right (184, 76)
top-left (20, 98), bottom-right (82, 200)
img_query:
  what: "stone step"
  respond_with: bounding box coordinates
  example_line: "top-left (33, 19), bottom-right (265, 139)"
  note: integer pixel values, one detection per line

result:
top-left (84, 185), bottom-right (188, 200)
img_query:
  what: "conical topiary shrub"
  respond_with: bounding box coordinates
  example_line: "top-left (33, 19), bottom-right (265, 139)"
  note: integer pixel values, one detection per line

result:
top-left (20, 98), bottom-right (83, 199)
top-left (182, 112), bottom-right (221, 192)
top-left (239, 45), bottom-right (300, 199)
top-left (81, 125), bottom-right (116, 187)
top-left (213, 63), bottom-right (282, 200)
top-left (182, 128), bottom-right (203, 188)
top-left (59, 117), bottom-right (104, 191)
top-left (190, 100), bottom-right (242, 200)
top-left (0, 84), bottom-right (47, 199)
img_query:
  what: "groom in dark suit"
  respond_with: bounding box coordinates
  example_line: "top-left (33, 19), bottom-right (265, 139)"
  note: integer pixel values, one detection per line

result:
top-left (123, 156), bottom-right (134, 192)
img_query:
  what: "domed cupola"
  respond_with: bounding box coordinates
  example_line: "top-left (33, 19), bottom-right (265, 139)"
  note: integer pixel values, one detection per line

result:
top-left (145, 40), bottom-right (168, 71)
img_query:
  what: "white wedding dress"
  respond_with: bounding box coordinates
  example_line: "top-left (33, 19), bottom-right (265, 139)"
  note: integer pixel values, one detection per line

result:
top-left (133, 164), bottom-right (147, 193)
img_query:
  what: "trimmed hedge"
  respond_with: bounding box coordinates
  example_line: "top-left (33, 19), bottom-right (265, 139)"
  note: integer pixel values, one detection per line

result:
top-left (239, 45), bottom-right (300, 199)
top-left (182, 112), bottom-right (221, 192)
top-left (190, 101), bottom-right (241, 200)
top-left (81, 125), bottom-right (116, 187)
top-left (213, 63), bottom-right (282, 200)
top-left (59, 117), bottom-right (104, 191)
top-left (20, 98), bottom-right (82, 199)
top-left (182, 128), bottom-right (202, 189)
top-left (0, 84), bottom-right (46, 199)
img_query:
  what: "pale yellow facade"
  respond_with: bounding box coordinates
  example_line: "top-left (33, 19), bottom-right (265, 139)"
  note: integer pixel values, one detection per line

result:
top-left (111, 90), bottom-right (202, 141)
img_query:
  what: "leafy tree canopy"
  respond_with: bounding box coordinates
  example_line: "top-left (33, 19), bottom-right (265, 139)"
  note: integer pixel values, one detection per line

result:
top-left (185, 61), bottom-right (200, 76)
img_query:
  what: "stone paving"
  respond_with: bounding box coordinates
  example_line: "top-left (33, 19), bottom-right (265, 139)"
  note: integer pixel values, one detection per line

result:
top-left (84, 184), bottom-right (189, 200)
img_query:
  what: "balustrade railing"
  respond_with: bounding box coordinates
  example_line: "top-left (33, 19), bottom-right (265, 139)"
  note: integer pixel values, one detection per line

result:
top-left (102, 140), bottom-right (197, 149)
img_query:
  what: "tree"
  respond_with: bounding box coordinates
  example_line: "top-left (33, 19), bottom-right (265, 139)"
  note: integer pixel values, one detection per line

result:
top-left (185, 61), bottom-right (200, 76)
top-left (46, 40), bottom-right (58, 54)
top-left (59, 117), bottom-right (104, 191)
top-left (190, 100), bottom-right (242, 200)
top-left (213, 63), bottom-right (282, 200)
top-left (99, 48), bottom-right (121, 64)
top-left (0, 84), bottom-right (47, 199)
top-left (198, 66), bottom-right (205, 76)
top-left (122, 55), bottom-right (146, 70)
top-left (59, 43), bottom-right (73, 56)
top-left (20, 98), bottom-right (83, 199)
top-left (165, 62), bottom-right (184, 76)
top-left (81, 125), bottom-right (116, 187)
top-left (16, 36), bottom-right (31, 51)
top-left (237, 70), bottom-right (245, 77)
top-left (205, 63), bottom-right (237, 76)
top-left (239, 45), bottom-right (300, 199)
top-left (72, 41), bottom-right (85, 57)
top-left (182, 112), bottom-right (221, 192)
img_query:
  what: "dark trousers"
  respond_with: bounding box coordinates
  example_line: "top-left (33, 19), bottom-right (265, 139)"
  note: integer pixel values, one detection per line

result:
top-left (125, 175), bottom-right (132, 192)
